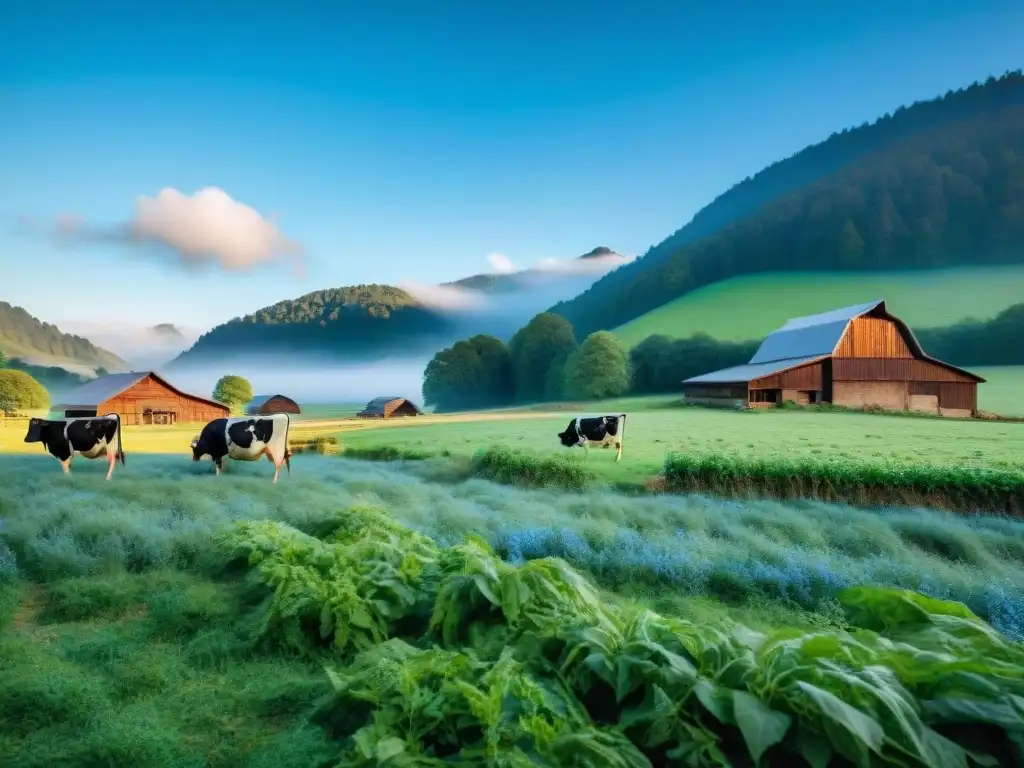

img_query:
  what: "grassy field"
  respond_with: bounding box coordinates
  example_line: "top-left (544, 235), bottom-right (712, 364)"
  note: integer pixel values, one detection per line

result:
top-left (2, 453), bottom-right (1023, 765)
top-left (336, 396), bottom-right (1024, 487)
top-left (610, 266), bottom-right (1024, 347)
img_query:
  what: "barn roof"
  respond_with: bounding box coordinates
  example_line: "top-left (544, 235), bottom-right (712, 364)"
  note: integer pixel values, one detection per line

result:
top-left (53, 371), bottom-right (228, 411)
top-left (358, 396), bottom-right (422, 415)
top-left (748, 300), bottom-right (888, 364)
top-left (247, 394), bottom-right (296, 409)
top-left (683, 355), bottom-right (827, 385)
top-left (683, 298), bottom-right (985, 385)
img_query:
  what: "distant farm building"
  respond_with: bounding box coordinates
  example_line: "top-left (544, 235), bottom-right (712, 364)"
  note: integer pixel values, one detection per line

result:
top-left (682, 300), bottom-right (984, 417)
top-left (246, 394), bottom-right (301, 416)
top-left (357, 396), bottom-right (423, 419)
top-left (52, 371), bottom-right (230, 425)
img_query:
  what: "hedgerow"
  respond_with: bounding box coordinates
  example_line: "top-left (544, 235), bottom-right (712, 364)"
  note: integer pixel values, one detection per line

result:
top-left (664, 452), bottom-right (1024, 515)
top-left (223, 507), bottom-right (1024, 767)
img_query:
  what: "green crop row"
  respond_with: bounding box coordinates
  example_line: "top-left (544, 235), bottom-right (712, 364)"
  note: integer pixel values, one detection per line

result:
top-left (663, 452), bottom-right (1024, 515)
top-left (223, 505), bottom-right (1024, 767)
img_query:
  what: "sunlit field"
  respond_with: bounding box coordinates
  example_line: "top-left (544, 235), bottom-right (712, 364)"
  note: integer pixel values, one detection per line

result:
top-left (336, 399), bottom-right (1024, 486)
top-left (2, 453), bottom-right (1023, 764)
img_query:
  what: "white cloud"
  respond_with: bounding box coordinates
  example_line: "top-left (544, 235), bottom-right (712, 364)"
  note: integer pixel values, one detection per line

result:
top-left (19, 187), bottom-right (305, 277)
top-left (487, 252), bottom-right (515, 274)
top-left (64, 320), bottom-right (201, 368)
top-left (531, 251), bottom-right (635, 275)
top-left (397, 281), bottom-right (488, 311)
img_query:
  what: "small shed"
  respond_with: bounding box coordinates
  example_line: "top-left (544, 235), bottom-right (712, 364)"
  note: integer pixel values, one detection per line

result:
top-left (52, 371), bottom-right (230, 425)
top-left (357, 396), bottom-right (422, 419)
top-left (247, 394), bottom-right (301, 416)
top-left (681, 299), bottom-right (984, 417)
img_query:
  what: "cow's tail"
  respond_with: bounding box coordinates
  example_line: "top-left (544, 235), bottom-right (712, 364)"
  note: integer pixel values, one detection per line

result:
top-left (619, 413), bottom-right (626, 441)
top-left (113, 413), bottom-right (125, 465)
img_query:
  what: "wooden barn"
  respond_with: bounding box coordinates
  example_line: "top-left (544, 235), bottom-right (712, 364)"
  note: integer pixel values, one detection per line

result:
top-left (246, 394), bottom-right (301, 416)
top-left (682, 300), bottom-right (984, 417)
top-left (357, 396), bottom-right (422, 419)
top-left (52, 371), bottom-right (230, 425)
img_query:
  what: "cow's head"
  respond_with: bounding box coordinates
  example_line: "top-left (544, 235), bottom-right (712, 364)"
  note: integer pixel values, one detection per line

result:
top-left (23, 417), bottom-right (46, 443)
top-left (190, 435), bottom-right (202, 461)
top-left (557, 419), bottom-right (579, 448)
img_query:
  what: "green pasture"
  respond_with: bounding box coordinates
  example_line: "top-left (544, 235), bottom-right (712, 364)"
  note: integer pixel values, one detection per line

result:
top-left (338, 394), bottom-right (1024, 487)
top-left (611, 265), bottom-right (1024, 347)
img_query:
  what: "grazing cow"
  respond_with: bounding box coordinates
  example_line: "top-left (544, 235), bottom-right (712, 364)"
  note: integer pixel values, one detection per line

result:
top-left (23, 414), bottom-right (125, 480)
top-left (557, 413), bottom-right (626, 461)
top-left (191, 413), bottom-right (292, 483)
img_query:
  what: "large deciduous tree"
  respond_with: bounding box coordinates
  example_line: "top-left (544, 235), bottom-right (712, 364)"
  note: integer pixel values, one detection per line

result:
top-left (508, 312), bottom-right (578, 403)
top-left (212, 374), bottom-right (254, 414)
top-left (422, 334), bottom-right (514, 413)
top-left (564, 331), bottom-right (630, 400)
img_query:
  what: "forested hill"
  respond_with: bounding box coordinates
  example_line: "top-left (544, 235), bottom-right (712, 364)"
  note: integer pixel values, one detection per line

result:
top-left (169, 284), bottom-right (455, 366)
top-left (551, 71), bottom-right (1024, 338)
top-left (0, 301), bottom-right (127, 372)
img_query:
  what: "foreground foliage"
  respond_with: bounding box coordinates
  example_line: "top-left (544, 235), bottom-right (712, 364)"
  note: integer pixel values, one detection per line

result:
top-left (224, 506), bottom-right (1024, 767)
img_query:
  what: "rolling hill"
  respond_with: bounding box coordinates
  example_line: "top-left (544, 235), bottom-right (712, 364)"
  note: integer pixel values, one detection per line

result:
top-left (551, 70), bottom-right (1024, 339)
top-left (169, 248), bottom-right (629, 368)
top-left (0, 301), bottom-right (128, 374)
top-left (611, 265), bottom-right (1024, 347)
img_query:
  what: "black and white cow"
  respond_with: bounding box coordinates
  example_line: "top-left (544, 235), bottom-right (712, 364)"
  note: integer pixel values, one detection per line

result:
top-left (191, 413), bottom-right (292, 483)
top-left (23, 414), bottom-right (125, 480)
top-left (557, 413), bottom-right (626, 461)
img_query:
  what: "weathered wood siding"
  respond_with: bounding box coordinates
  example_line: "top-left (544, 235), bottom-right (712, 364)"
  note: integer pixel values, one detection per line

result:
top-left (833, 317), bottom-right (913, 358)
top-left (99, 374), bottom-right (229, 425)
top-left (832, 358), bottom-right (978, 383)
top-left (384, 399), bottom-right (420, 418)
top-left (749, 361), bottom-right (823, 391)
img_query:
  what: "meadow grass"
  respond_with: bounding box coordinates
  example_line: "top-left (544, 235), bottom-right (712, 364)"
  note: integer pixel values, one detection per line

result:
top-left (610, 265), bottom-right (1024, 347)
top-left (335, 400), bottom-right (1024, 488)
top-left (2, 453), bottom-right (1024, 763)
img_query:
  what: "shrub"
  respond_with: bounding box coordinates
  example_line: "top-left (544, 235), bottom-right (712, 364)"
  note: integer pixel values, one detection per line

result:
top-left (470, 445), bottom-right (594, 490)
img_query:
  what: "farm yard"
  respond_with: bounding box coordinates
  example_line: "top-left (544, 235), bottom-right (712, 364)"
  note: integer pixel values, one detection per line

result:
top-left (2, 386), bottom-right (1024, 765)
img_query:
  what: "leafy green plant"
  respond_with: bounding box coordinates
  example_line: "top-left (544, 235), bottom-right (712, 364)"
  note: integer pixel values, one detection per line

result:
top-left (470, 446), bottom-right (595, 490)
top-left (227, 510), bottom-right (1024, 767)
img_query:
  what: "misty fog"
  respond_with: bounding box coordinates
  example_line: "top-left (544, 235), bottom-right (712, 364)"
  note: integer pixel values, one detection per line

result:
top-left (163, 354), bottom-right (431, 404)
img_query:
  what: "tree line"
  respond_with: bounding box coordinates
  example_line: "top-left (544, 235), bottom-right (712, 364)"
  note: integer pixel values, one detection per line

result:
top-left (552, 71), bottom-right (1024, 338)
top-left (422, 303), bottom-right (1024, 410)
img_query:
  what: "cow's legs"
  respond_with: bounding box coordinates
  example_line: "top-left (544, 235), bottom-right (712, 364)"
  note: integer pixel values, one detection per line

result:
top-left (105, 449), bottom-right (117, 480)
top-left (214, 457), bottom-right (223, 477)
top-left (59, 458), bottom-right (71, 475)
top-left (615, 440), bottom-right (623, 462)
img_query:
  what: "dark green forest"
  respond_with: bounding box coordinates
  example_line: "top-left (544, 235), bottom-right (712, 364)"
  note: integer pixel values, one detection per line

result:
top-left (0, 301), bottom-right (126, 371)
top-left (171, 284), bottom-right (455, 365)
top-left (552, 71), bottom-right (1024, 338)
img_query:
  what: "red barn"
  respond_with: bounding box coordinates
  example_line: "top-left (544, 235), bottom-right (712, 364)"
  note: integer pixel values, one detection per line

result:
top-left (682, 300), bottom-right (984, 417)
top-left (52, 371), bottom-right (230, 425)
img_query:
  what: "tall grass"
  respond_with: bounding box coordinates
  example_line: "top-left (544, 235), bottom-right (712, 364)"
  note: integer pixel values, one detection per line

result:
top-left (662, 451), bottom-right (1024, 514)
top-left (2, 454), bottom-right (1023, 639)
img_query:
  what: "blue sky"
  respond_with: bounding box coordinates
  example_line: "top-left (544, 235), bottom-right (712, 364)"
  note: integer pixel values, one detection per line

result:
top-left (2, 0), bottom-right (1023, 340)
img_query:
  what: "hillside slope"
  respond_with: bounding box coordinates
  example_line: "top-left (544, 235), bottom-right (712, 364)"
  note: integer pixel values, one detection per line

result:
top-left (169, 285), bottom-right (453, 367)
top-left (171, 248), bottom-right (629, 367)
top-left (0, 301), bottom-right (128, 373)
top-left (552, 71), bottom-right (1024, 337)
top-left (611, 265), bottom-right (1024, 347)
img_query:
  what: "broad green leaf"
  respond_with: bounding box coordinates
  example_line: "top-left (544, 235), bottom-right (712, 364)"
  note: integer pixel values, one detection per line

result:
top-left (375, 736), bottom-right (407, 761)
top-left (795, 726), bottom-right (833, 768)
top-left (732, 690), bottom-right (791, 763)
top-left (693, 679), bottom-right (733, 725)
top-left (797, 681), bottom-right (884, 767)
